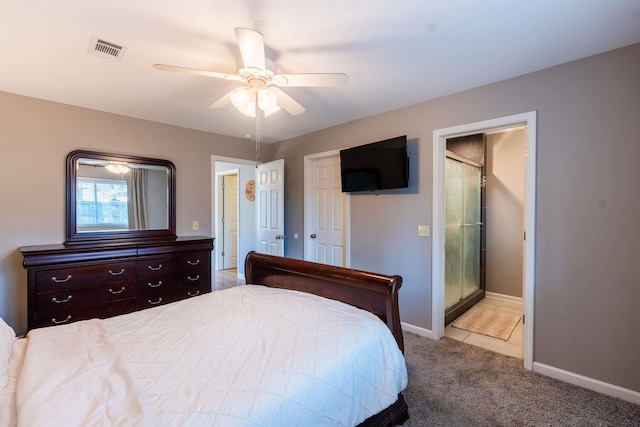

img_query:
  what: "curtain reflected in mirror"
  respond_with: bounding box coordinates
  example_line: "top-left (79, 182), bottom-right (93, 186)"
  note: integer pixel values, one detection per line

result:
top-left (128, 168), bottom-right (148, 230)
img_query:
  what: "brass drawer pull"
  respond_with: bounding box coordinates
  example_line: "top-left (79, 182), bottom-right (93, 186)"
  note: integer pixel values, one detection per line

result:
top-left (51, 275), bottom-right (72, 283)
top-left (109, 287), bottom-right (126, 294)
top-left (188, 290), bottom-right (200, 297)
top-left (51, 315), bottom-right (72, 325)
top-left (187, 274), bottom-right (200, 282)
top-left (51, 295), bottom-right (72, 304)
top-left (147, 281), bottom-right (163, 288)
top-left (108, 268), bottom-right (125, 276)
top-left (148, 298), bottom-right (163, 305)
top-left (147, 264), bottom-right (163, 271)
top-left (187, 259), bottom-right (200, 266)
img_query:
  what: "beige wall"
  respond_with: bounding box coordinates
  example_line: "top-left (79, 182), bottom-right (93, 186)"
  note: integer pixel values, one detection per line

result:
top-left (0, 92), bottom-right (256, 334)
top-left (485, 128), bottom-right (526, 298)
top-left (271, 43), bottom-right (640, 393)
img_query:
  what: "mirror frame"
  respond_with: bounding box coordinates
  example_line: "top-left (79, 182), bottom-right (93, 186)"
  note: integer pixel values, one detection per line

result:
top-left (66, 150), bottom-right (176, 245)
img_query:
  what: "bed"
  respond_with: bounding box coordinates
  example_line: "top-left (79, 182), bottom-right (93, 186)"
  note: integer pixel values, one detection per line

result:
top-left (1, 251), bottom-right (409, 427)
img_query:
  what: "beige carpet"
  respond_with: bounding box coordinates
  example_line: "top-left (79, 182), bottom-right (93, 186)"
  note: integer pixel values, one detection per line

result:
top-left (402, 332), bottom-right (640, 426)
top-left (452, 306), bottom-right (520, 340)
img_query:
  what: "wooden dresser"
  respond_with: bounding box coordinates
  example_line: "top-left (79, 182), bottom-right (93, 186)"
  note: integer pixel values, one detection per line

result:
top-left (21, 236), bottom-right (214, 330)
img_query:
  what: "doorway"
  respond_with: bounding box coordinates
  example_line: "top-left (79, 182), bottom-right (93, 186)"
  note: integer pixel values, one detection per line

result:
top-left (212, 156), bottom-right (258, 283)
top-left (211, 156), bottom-right (285, 283)
top-left (432, 111), bottom-right (537, 370)
top-left (218, 173), bottom-right (238, 270)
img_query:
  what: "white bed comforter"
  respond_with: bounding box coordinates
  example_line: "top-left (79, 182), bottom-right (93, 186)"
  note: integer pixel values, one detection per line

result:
top-left (15, 286), bottom-right (407, 427)
top-left (15, 319), bottom-right (161, 427)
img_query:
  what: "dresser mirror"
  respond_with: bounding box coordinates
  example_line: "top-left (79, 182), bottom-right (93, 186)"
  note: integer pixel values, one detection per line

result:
top-left (66, 150), bottom-right (176, 245)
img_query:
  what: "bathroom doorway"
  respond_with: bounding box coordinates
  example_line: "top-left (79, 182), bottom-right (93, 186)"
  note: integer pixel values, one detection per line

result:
top-left (444, 129), bottom-right (527, 359)
top-left (432, 111), bottom-right (537, 370)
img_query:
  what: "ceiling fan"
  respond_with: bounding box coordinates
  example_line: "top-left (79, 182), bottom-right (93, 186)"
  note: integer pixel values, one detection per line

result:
top-left (153, 27), bottom-right (349, 117)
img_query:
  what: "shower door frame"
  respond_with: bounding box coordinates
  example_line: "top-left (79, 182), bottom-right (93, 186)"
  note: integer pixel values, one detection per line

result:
top-left (444, 151), bottom-right (485, 326)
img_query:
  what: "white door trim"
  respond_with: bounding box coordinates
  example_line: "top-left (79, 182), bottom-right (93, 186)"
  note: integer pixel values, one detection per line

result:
top-left (432, 111), bottom-right (537, 370)
top-left (304, 150), bottom-right (351, 267)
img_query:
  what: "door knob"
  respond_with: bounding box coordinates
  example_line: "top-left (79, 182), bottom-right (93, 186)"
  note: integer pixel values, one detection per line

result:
top-left (310, 234), bottom-right (317, 239)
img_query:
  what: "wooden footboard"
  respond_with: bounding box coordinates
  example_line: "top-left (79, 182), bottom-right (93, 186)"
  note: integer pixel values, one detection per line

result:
top-left (244, 252), bottom-right (409, 426)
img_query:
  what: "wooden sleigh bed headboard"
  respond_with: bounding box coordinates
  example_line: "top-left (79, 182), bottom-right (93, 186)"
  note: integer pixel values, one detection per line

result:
top-left (244, 251), bottom-right (405, 354)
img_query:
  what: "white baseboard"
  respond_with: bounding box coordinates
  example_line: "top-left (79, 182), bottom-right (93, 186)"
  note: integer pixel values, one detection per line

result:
top-left (485, 291), bottom-right (523, 305)
top-left (401, 321), bottom-right (640, 405)
top-left (237, 272), bottom-right (245, 281)
top-left (401, 322), bottom-right (438, 340)
top-left (533, 362), bottom-right (640, 405)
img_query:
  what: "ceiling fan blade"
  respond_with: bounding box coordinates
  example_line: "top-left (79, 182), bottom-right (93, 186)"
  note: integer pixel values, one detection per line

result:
top-left (235, 27), bottom-right (266, 70)
top-left (153, 64), bottom-right (241, 81)
top-left (272, 73), bottom-right (349, 87)
top-left (270, 87), bottom-right (305, 115)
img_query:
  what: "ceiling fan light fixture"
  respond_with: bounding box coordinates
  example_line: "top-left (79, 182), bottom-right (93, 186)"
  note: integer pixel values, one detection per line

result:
top-left (229, 87), bottom-right (254, 116)
top-left (230, 86), bottom-right (280, 117)
top-left (105, 163), bottom-right (130, 174)
top-left (257, 88), bottom-right (278, 111)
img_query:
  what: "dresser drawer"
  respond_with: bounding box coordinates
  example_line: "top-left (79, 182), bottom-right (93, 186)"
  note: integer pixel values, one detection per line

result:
top-left (137, 266), bottom-right (209, 292)
top-left (35, 298), bottom-right (137, 328)
top-left (136, 288), bottom-right (183, 309)
top-left (36, 262), bottom-right (136, 293)
top-left (178, 280), bottom-right (210, 298)
top-left (37, 281), bottom-right (136, 314)
top-left (137, 252), bottom-right (209, 279)
top-left (173, 252), bottom-right (210, 272)
top-left (137, 282), bottom-right (210, 310)
top-left (177, 266), bottom-right (209, 287)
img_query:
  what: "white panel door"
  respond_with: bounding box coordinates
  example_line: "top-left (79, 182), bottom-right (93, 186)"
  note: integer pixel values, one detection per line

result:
top-left (222, 174), bottom-right (238, 269)
top-left (256, 159), bottom-right (285, 256)
top-left (309, 155), bottom-right (346, 266)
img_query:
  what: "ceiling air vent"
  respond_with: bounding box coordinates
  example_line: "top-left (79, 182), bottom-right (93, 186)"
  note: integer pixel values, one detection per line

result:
top-left (88, 36), bottom-right (127, 61)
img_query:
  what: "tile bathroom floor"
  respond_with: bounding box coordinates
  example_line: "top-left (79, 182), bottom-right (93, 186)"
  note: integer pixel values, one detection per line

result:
top-left (445, 297), bottom-right (524, 359)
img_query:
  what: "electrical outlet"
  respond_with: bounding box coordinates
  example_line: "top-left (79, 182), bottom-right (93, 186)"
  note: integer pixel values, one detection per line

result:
top-left (418, 225), bottom-right (430, 237)
top-left (192, 220), bottom-right (199, 231)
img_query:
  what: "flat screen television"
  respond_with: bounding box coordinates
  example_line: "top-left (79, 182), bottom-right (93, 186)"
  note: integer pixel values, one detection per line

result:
top-left (340, 135), bottom-right (409, 192)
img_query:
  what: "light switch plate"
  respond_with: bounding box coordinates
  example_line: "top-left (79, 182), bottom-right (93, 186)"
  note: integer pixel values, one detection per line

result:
top-left (418, 225), bottom-right (430, 237)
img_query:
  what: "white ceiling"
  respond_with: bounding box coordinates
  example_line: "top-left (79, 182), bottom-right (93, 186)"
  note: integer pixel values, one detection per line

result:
top-left (1, 1), bottom-right (640, 143)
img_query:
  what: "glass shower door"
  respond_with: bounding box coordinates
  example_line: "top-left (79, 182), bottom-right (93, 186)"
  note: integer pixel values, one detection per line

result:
top-left (445, 156), bottom-right (482, 311)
